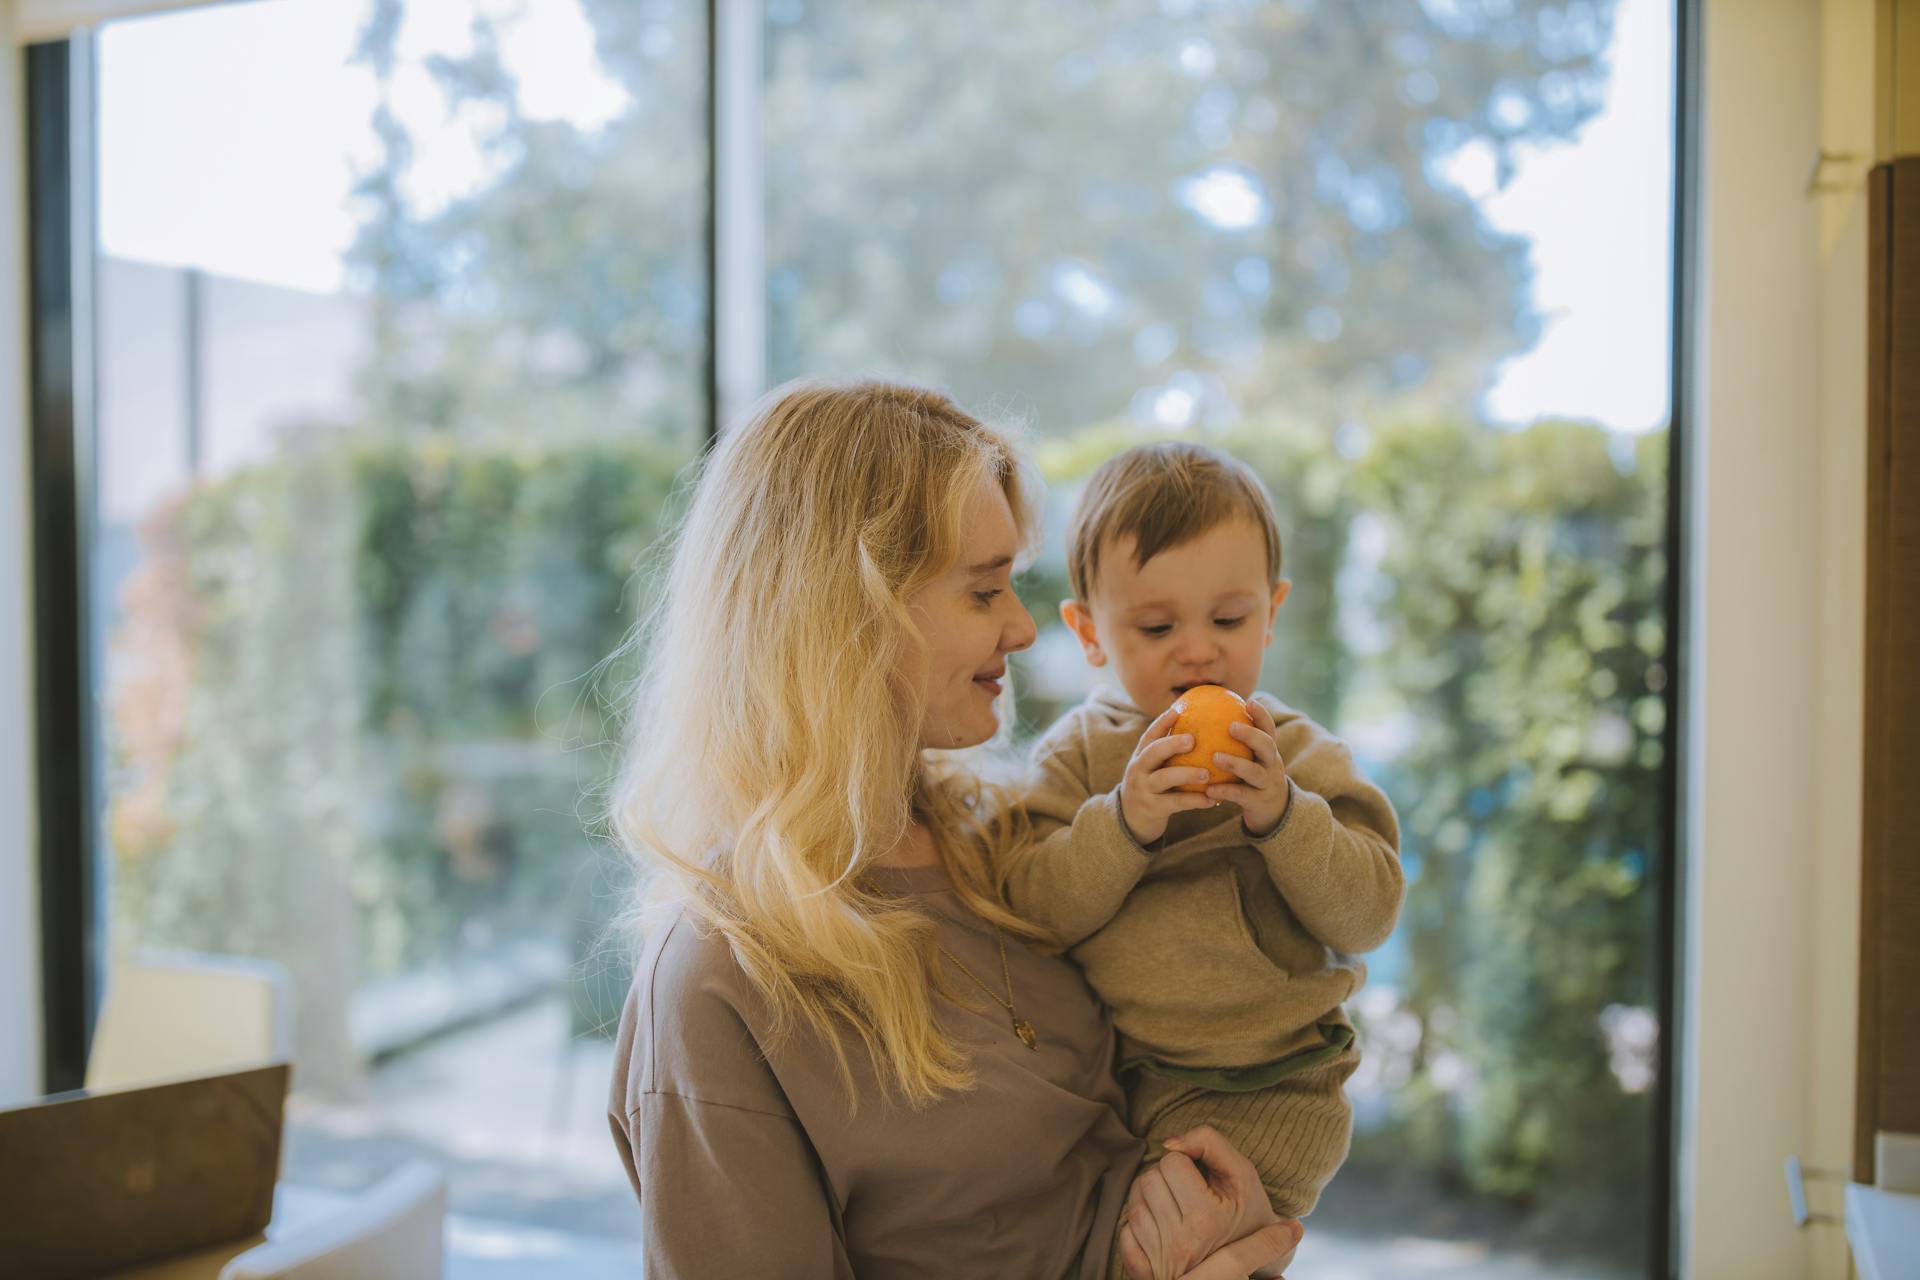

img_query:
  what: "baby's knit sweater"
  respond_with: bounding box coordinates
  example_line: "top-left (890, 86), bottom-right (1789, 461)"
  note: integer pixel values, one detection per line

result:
top-left (1006, 685), bottom-right (1404, 1072)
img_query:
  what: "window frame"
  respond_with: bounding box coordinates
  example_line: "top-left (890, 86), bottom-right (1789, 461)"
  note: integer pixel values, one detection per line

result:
top-left (28, 30), bottom-right (101, 1099)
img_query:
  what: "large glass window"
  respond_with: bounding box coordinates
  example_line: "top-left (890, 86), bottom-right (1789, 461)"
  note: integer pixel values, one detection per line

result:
top-left (762, 1), bottom-right (1673, 1274)
top-left (84, 0), bottom-right (1673, 1273)
top-left (94, 0), bottom-right (705, 1244)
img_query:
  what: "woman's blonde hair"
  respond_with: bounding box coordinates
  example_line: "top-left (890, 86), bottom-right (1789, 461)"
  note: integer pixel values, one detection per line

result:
top-left (608, 377), bottom-right (1048, 1108)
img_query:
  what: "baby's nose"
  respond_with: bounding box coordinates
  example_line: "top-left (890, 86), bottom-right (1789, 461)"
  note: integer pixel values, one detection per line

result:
top-left (1175, 634), bottom-right (1215, 662)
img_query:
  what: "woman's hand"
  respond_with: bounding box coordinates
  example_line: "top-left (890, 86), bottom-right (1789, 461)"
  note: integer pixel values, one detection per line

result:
top-left (1116, 1126), bottom-right (1302, 1279)
top-left (1150, 1223), bottom-right (1301, 1280)
top-left (1121, 1199), bottom-right (1301, 1280)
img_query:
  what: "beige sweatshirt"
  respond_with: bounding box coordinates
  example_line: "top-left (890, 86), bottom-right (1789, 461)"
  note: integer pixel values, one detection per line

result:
top-left (607, 862), bottom-right (1146, 1279)
top-left (1006, 686), bottom-right (1404, 1072)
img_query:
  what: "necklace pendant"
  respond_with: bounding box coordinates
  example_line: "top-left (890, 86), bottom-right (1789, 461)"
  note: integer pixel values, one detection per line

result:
top-left (1012, 1016), bottom-right (1038, 1051)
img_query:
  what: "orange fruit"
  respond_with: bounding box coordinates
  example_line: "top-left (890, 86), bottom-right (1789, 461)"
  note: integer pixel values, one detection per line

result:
top-left (1167, 684), bottom-right (1254, 793)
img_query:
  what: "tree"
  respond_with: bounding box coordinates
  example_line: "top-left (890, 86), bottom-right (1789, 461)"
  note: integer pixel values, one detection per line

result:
top-left (345, 0), bottom-right (1618, 441)
top-left (346, 0), bottom-right (709, 450)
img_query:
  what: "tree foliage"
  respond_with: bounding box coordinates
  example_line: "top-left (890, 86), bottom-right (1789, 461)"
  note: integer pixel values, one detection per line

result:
top-left (346, 0), bottom-right (1616, 440)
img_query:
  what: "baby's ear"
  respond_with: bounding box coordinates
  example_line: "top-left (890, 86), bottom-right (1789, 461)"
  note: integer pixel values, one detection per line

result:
top-left (1059, 599), bottom-right (1107, 667)
top-left (1264, 578), bottom-right (1292, 643)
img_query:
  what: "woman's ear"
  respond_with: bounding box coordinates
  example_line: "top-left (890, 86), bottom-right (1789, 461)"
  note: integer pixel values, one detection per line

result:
top-left (1059, 599), bottom-right (1107, 668)
top-left (1263, 579), bottom-right (1292, 644)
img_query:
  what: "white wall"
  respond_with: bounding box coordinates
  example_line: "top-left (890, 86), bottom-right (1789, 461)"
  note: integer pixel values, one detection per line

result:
top-left (1, 0), bottom-right (46, 1108)
top-left (94, 258), bottom-right (371, 524)
top-left (1806, 190), bottom-right (1867, 1280)
top-left (1805, 5), bottom-right (1874, 1278)
top-left (1683, 1), bottom-right (1847, 1276)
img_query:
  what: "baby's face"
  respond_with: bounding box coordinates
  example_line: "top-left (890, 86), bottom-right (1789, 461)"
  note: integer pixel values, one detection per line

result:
top-left (1064, 518), bottom-right (1289, 720)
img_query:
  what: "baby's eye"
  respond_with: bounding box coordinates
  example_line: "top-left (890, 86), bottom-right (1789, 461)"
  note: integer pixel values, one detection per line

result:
top-left (1139, 624), bottom-right (1172, 637)
top-left (972, 589), bottom-right (1003, 607)
top-left (1214, 617), bottom-right (1247, 629)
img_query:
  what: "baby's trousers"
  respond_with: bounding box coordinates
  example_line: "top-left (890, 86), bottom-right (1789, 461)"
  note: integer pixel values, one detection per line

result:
top-left (1131, 1047), bottom-right (1360, 1220)
top-left (1104, 1049), bottom-right (1360, 1279)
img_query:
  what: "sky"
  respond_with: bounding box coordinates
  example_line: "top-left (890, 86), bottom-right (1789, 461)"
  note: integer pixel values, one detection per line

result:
top-left (97, 0), bottom-right (1674, 435)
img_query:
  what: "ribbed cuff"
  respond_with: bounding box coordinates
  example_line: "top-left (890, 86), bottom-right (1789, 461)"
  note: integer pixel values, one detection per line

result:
top-left (1243, 777), bottom-right (1299, 842)
top-left (1109, 787), bottom-right (1161, 858)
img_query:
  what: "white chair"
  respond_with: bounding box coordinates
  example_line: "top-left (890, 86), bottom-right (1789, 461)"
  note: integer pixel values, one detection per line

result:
top-left (87, 950), bottom-right (295, 1092)
top-left (217, 1161), bottom-right (448, 1280)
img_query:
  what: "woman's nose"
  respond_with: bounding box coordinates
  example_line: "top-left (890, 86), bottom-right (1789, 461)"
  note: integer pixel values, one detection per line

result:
top-left (1004, 601), bottom-right (1037, 653)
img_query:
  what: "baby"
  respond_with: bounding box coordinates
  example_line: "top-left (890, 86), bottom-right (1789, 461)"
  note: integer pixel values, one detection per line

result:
top-left (1006, 440), bottom-right (1404, 1227)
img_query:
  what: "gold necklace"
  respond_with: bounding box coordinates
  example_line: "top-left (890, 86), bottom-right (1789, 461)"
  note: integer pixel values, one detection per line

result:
top-left (937, 928), bottom-right (1039, 1051)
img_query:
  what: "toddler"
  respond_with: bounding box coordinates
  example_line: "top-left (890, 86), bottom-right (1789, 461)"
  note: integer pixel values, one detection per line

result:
top-left (1006, 441), bottom-right (1404, 1233)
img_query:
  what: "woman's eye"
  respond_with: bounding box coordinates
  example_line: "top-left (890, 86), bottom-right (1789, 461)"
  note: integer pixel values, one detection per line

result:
top-left (1214, 617), bottom-right (1246, 629)
top-left (973, 589), bottom-right (1003, 606)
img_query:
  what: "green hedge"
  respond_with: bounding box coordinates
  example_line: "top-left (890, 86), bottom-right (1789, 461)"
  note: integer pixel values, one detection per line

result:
top-left (1351, 421), bottom-right (1664, 1246)
top-left (107, 433), bottom-right (687, 1084)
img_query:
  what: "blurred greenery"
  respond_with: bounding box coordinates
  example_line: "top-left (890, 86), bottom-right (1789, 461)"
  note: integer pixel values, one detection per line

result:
top-left (107, 434), bottom-right (688, 1083)
top-left (344, 0), bottom-right (1616, 441)
top-left (109, 411), bottom-right (1663, 1249)
top-left (1347, 421), bottom-right (1665, 1254)
top-left (758, 0), bottom-right (1615, 434)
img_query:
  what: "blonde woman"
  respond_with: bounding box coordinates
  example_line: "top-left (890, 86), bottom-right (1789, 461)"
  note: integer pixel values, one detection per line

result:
top-left (605, 379), bottom-right (1303, 1279)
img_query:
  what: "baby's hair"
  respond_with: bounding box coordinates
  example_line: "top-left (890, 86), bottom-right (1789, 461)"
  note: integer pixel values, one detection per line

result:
top-left (1065, 441), bottom-right (1284, 602)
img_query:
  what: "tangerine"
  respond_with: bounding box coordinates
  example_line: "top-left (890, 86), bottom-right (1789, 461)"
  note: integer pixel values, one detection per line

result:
top-left (1167, 684), bottom-right (1254, 793)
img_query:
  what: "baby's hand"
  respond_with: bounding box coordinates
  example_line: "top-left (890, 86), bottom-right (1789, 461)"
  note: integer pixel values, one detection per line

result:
top-left (1203, 699), bottom-right (1290, 838)
top-left (1120, 706), bottom-right (1219, 847)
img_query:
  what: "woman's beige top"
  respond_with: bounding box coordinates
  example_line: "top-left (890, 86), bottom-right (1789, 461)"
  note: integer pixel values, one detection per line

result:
top-left (607, 863), bottom-right (1147, 1278)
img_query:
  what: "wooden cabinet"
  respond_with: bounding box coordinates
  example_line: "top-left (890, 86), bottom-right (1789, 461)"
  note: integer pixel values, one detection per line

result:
top-left (1858, 154), bottom-right (1920, 1184)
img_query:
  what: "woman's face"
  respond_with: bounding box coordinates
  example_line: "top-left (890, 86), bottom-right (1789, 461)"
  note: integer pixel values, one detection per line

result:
top-left (903, 476), bottom-right (1037, 750)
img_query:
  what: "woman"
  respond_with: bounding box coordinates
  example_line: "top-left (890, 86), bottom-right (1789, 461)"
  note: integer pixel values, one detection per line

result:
top-left (604, 379), bottom-right (1302, 1278)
